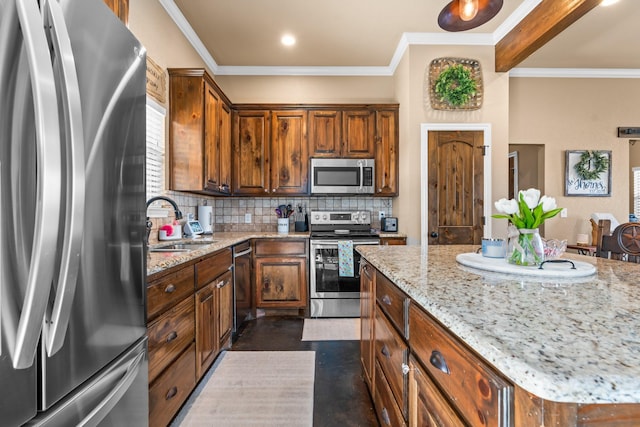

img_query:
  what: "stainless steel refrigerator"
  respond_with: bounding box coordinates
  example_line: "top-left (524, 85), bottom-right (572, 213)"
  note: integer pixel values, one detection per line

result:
top-left (0, 0), bottom-right (148, 425)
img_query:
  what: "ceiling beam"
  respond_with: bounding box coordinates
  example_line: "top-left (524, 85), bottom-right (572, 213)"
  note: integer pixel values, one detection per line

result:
top-left (495, 0), bottom-right (602, 72)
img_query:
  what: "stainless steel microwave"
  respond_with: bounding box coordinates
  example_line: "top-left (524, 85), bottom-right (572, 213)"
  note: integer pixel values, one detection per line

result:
top-left (310, 158), bottom-right (375, 195)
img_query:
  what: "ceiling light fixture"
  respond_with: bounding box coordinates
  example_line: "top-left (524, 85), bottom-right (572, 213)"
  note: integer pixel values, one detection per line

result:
top-left (438, 0), bottom-right (503, 32)
top-left (600, 0), bottom-right (619, 6)
top-left (281, 34), bottom-right (296, 46)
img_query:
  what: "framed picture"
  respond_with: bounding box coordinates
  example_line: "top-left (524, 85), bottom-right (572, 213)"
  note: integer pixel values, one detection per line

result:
top-left (565, 150), bottom-right (611, 197)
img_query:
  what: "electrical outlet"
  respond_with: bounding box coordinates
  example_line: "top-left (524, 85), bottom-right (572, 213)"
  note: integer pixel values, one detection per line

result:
top-left (560, 208), bottom-right (568, 218)
top-left (379, 211), bottom-right (385, 221)
top-left (245, 213), bottom-right (252, 223)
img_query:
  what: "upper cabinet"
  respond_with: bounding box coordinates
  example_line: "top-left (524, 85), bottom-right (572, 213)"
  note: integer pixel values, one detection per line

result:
top-left (168, 69), bottom-right (232, 195)
top-left (103, 0), bottom-right (128, 25)
top-left (374, 109), bottom-right (399, 196)
top-left (342, 110), bottom-right (375, 158)
top-left (309, 109), bottom-right (375, 158)
top-left (232, 108), bottom-right (308, 196)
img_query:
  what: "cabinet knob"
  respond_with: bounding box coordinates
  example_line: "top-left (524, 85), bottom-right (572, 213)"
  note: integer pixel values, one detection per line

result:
top-left (264, 189), bottom-right (268, 192)
top-left (401, 363), bottom-right (410, 375)
top-left (429, 350), bottom-right (451, 375)
top-left (381, 345), bottom-right (391, 359)
top-left (165, 386), bottom-right (178, 400)
top-left (166, 331), bottom-right (178, 343)
top-left (164, 284), bottom-right (176, 293)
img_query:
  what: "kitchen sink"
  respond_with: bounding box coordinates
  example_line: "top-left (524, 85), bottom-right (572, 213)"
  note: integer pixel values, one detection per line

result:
top-left (148, 241), bottom-right (216, 253)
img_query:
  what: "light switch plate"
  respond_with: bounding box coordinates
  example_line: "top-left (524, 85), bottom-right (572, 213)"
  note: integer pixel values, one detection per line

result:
top-left (560, 208), bottom-right (568, 218)
top-left (245, 213), bottom-right (252, 223)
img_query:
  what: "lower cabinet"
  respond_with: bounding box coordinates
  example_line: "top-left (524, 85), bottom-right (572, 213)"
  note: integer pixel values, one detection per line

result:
top-left (254, 239), bottom-right (308, 309)
top-left (360, 260), bottom-right (375, 390)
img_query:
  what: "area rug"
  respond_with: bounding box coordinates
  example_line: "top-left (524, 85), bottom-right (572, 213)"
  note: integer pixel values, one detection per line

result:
top-left (177, 351), bottom-right (315, 427)
top-left (301, 318), bottom-right (361, 341)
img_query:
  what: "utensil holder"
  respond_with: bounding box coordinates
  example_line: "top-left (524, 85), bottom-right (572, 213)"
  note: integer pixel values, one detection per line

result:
top-left (277, 218), bottom-right (289, 234)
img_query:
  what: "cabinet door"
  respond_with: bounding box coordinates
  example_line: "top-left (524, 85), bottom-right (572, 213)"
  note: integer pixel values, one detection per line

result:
top-left (342, 110), bottom-right (375, 158)
top-left (218, 101), bottom-right (232, 194)
top-left (360, 260), bottom-right (375, 390)
top-left (308, 110), bottom-right (342, 157)
top-left (408, 356), bottom-right (465, 427)
top-left (216, 270), bottom-right (234, 350)
top-left (255, 257), bottom-right (307, 308)
top-left (271, 110), bottom-right (308, 194)
top-left (375, 109), bottom-right (398, 196)
top-left (204, 83), bottom-right (221, 192)
top-left (195, 283), bottom-right (217, 379)
top-left (233, 110), bottom-right (270, 195)
top-left (103, 0), bottom-right (128, 25)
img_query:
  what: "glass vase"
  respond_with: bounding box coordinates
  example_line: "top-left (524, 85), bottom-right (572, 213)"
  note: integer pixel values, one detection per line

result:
top-left (507, 228), bottom-right (545, 266)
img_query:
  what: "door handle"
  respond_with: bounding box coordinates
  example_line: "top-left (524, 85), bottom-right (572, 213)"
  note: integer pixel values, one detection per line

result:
top-left (12, 0), bottom-right (63, 370)
top-left (42, 0), bottom-right (87, 358)
top-left (430, 232), bottom-right (439, 238)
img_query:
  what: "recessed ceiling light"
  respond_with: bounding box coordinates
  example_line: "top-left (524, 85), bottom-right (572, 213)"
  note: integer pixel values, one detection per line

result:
top-left (600, 0), bottom-right (619, 6)
top-left (281, 34), bottom-right (296, 46)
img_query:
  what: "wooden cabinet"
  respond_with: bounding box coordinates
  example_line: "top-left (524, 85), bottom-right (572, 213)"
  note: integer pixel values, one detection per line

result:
top-left (147, 264), bottom-right (196, 426)
top-left (103, 0), bottom-right (128, 25)
top-left (254, 239), bottom-right (308, 308)
top-left (195, 248), bottom-right (233, 379)
top-left (308, 109), bottom-right (374, 158)
top-left (342, 109), bottom-right (376, 158)
top-left (232, 109), bottom-right (308, 195)
top-left (270, 110), bottom-right (308, 194)
top-left (168, 69), bottom-right (232, 195)
top-left (409, 303), bottom-right (513, 427)
top-left (360, 260), bottom-right (375, 390)
top-left (375, 109), bottom-right (399, 196)
top-left (232, 110), bottom-right (270, 195)
top-left (380, 236), bottom-right (406, 246)
top-left (308, 110), bottom-right (342, 157)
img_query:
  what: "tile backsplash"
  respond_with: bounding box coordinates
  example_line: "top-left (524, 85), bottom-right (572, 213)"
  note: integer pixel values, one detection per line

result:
top-left (147, 191), bottom-right (393, 242)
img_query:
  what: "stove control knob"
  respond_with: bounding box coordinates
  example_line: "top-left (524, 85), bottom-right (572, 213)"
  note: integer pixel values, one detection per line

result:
top-left (322, 214), bottom-right (328, 220)
top-left (360, 212), bottom-right (368, 221)
top-left (314, 214), bottom-right (319, 220)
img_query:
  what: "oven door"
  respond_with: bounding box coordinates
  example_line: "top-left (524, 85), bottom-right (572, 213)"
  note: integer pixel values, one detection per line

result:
top-left (310, 239), bottom-right (379, 298)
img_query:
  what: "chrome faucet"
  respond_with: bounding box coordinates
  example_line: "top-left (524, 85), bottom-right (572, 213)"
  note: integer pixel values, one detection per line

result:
top-left (146, 196), bottom-right (183, 246)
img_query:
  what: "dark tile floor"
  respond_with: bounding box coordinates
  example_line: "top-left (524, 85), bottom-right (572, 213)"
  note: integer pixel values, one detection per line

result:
top-left (230, 316), bottom-right (379, 427)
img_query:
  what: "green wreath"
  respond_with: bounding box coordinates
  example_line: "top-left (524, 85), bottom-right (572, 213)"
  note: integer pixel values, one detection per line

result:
top-left (434, 64), bottom-right (477, 107)
top-left (574, 150), bottom-right (608, 180)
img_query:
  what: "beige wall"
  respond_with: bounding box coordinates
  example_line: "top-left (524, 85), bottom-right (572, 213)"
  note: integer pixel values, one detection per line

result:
top-left (510, 78), bottom-right (640, 243)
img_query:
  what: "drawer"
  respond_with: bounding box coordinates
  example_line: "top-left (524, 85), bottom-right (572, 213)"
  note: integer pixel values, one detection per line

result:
top-left (374, 360), bottom-right (407, 427)
top-left (147, 265), bottom-right (194, 321)
top-left (409, 303), bottom-right (512, 427)
top-left (254, 239), bottom-right (306, 256)
top-left (196, 248), bottom-right (232, 289)
top-left (376, 271), bottom-right (407, 337)
top-left (409, 355), bottom-right (466, 427)
top-left (148, 296), bottom-right (195, 383)
top-left (375, 309), bottom-right (408, 416)
top-left (149, 343), bottom-right (196, 427)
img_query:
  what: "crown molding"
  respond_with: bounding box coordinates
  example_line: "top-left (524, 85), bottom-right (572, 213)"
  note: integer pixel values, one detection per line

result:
top-left (160, 0), bottom-right (638, 79)
top-left (510, 68), bottom-right (640, 78)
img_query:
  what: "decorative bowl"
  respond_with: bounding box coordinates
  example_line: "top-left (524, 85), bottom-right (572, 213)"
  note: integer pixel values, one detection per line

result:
top-left (543, 239), bottom-right (567, 259)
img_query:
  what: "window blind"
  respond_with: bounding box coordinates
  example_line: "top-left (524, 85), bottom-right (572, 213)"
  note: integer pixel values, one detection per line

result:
top-left (634, 167), bottom-right (640, 217)
top-left (146, 98), bottom-right (165, 199)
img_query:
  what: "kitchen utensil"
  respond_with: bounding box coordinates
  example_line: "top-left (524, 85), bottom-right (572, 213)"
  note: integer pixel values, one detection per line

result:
top-left (275, 208), bottom-right (282, 217)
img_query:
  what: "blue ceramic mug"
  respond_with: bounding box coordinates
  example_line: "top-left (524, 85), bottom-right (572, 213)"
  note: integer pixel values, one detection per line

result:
top-left (481, 238), bottom-right (506, 258)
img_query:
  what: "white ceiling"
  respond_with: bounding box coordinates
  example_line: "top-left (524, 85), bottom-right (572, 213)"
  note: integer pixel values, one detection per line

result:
top-left (163, 0), bottom-right (640, 76)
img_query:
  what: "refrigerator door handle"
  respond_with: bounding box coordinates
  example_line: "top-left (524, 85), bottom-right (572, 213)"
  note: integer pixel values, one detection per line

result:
top-left (41, 0), bottom-right (86, 357)
top-left (77, 351), bottom-right (146, 427)
top-left (13, 0), bottom-right (63, 370)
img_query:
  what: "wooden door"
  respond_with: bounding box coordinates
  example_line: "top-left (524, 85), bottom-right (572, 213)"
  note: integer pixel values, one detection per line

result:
top-left (204, 83), bottom-right (220, 192)
top-left (375, 109), bottom-right (398, 196)
top-left (428, 131), bottom-right (484, 245)
top-left (195, 283), bottom-right (217, 379)
top-left (218, 101), bottom-right (232, 194)
top-left (232, 110), bottom-right (270, 195)
top-left (270, 110), bottom-right (308, 194)
top-left (216, 270), bottom-right (233, 350)
top-left (309, 110), bottom-right (342, 157)
top-left (342, 110), bottom-right (375, 158)
top-left (254, 257), bottom-right (307, 308)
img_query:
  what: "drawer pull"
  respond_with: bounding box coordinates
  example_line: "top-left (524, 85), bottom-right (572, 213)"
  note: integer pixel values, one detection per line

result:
top-left (381, 345), bottom-right (391, 359)
top-left (430, 350), bottom-right (450, 375)
top-left (164, 284), bottom-right (176, 293)
top-left (382, 295), bottom-right (392, 306)
top-left (381, 407), bottom-right (391, 425)
top-left (216, 279), bottom-right (229, 289)
top-left (401, 363), bottom-right (410, 375)
top-left (166, 331), bottom-right (178, 343)
top-left (165, 386), bottom-right (178, 400)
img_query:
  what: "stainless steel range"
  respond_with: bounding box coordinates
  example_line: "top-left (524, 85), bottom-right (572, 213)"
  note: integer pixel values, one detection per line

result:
top-left (309, 211), bottom-right (380, 317)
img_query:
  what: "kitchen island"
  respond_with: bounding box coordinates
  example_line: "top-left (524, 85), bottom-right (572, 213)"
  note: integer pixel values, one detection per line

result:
top-left (357, 244), bottom-right (640, 426)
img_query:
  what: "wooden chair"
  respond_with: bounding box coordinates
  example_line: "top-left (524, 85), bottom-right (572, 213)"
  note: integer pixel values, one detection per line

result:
top-left (596, 220), bottom-right (640, 263)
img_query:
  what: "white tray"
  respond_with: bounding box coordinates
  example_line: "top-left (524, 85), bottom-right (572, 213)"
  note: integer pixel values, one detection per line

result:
top-left (456, 253), bottom-right (597, 278)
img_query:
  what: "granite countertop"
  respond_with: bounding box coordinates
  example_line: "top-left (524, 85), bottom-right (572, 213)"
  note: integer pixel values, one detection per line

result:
top-left (147, 231), bottom-right (310, 277)
top-left (356, 245), bottom-right (640, 405)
